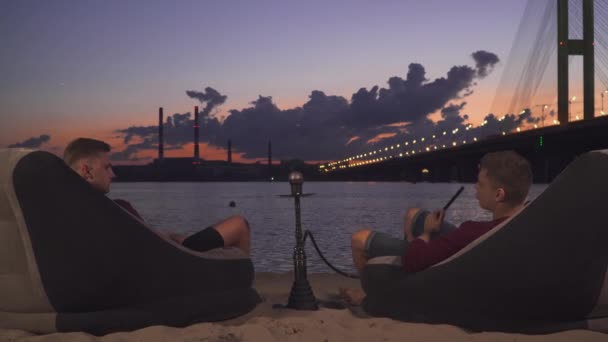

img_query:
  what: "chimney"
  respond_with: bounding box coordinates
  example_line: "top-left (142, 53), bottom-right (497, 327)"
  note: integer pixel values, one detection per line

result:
top-left (268, 140), bottom-right (273, 180)
top-left (194, 106), bottom-right (200, 163)
top-left (227, 139), bottom-right (232, 164)
top-left (158, 107), bottom-right (164, 161)
top-left (268, 140), bottom-right (272, 166)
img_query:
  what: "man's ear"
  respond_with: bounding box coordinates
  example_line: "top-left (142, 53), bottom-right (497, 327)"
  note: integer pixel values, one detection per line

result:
top-left (77, 162), bottom-right (91, 180)
top-left (495, 188), bottom-right (506, 202)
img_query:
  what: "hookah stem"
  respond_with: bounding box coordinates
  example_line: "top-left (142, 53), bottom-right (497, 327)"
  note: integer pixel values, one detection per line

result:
top-left (294, 195), bottom-right (302, 244)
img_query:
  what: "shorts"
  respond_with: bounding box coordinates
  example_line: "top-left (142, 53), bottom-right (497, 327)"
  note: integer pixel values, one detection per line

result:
top-left (182, 226), bottom-right (225, 252)
top-left (365, 210), bottom-right (456, 258)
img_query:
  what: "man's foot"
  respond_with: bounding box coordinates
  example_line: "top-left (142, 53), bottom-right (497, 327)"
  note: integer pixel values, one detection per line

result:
top-left (338, 287), bottom-right (366, 306)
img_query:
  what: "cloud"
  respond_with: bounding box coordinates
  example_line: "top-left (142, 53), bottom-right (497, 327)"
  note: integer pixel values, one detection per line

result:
top-left (113, 51), bottom-right (505, 161)
top-left (186, 87), bottom-right (227, 118)
top-left (472, 50), bottom-right (500, 78)
top-left (8, 134), bottom-right (51, 148)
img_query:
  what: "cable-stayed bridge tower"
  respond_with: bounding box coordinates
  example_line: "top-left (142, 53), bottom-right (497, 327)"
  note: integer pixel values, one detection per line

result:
top-left (558, 0), bottom-right (594, 123)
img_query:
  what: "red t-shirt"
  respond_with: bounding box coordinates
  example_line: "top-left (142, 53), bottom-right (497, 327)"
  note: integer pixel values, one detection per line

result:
top-left (403, 217), bottom-right (508, 273)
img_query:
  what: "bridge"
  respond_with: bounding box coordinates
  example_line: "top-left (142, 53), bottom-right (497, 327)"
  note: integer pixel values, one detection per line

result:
top-left (320, 115), bottom-right (608, 183)
top-left (319, 0), bottom-right (608, 183)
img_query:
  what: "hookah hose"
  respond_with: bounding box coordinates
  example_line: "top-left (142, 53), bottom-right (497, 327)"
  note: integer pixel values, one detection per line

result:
top-left (303, 230), bottom-right (360, 279)
top-left (300, 186), bottom-right (465, 279)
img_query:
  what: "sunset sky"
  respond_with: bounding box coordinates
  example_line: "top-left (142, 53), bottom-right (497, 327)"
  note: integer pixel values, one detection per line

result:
top-left (3, 0), bottom-right (591, 163)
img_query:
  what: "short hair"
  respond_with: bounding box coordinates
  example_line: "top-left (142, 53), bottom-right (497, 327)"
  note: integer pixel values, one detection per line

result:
top-left (479, 150), bottom-right (533, 206)
top-left (63, 138), bottom-right (111, 167)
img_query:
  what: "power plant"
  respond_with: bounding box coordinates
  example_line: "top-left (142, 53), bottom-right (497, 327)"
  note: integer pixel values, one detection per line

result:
top-left (113, 107), bottom-right (317, 182)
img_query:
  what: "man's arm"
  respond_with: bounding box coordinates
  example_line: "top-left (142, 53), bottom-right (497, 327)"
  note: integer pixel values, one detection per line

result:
top-left (402, 221), bottom-right (483, 273)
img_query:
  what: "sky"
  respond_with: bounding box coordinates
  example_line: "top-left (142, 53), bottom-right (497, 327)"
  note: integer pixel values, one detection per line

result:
top-left (1, 0), bottom-right (539, 163)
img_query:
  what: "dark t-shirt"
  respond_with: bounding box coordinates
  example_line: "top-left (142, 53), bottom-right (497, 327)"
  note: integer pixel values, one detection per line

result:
top-left (403, 217), bottom-right (508, 273)
top-left (113, 199), bottom-right (144, 221)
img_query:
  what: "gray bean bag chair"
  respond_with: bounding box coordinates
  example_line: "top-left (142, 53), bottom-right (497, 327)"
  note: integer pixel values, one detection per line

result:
top-left (0, 149), bottom-right (260, 335)
top-left (362, 150), bottom-right (608, 333)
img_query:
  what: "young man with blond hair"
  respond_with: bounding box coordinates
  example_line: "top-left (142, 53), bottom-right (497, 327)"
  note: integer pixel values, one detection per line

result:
top-left (342, 150), bottom-right (533, 304)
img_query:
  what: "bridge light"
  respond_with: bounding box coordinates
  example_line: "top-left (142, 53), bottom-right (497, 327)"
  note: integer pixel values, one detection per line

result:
top-left (399, 153), bottom-right (403, 157)
top-left (421, 137), bottom-right (425, 142)
top-left (385, 147), bottom-right (388, 151)
top-left (474, 137), bottom-right (478, 141)
top-left (434, 146), bottom-right (437, 150)
top-left (463, 140), bottom-right (466, 144)
top-left (443, 131), bottom-right (447, 135)
top-left (426, 147), bottom-right (430, 151)
top-left (442, 144), bottom-right (446, 148)
top-left (390, 146), bottom-right (394, 150)
top-left (405, 142), bottom-right (409, 146)
top-left (516, 127), bottom-right (521, 132)
top-left (502, 132), bottom-right (506, 135)
top-left (534, 124), bottom-right (538, 128)
top-left (396, 144), bottom-right (400, 148)
top-left (452, 142), bottom-right (457, 146)
top-left (413, 140), bottom-right (417, 144)
top-left (421, 168), bottom-right (430, 174)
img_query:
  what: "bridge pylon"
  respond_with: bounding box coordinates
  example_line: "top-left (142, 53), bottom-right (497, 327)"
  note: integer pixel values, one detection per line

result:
top-left (558, 0), bottom-right (594, 124)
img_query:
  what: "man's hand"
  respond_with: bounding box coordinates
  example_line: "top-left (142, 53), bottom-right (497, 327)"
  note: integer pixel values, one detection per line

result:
top-left (403, 208), bottom-right (421, 242)
top-left (424, 209), bottom-right (445, 234)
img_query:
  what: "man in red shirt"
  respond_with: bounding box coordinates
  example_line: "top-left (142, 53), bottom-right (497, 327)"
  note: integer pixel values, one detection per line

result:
top-left (63, 137), bottom-right (251, 255)
top-left (341, 150), bottom-right (532, 304)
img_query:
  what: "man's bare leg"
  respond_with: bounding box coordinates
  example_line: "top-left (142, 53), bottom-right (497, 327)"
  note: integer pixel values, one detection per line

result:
top-left (351, 229), bottom-right (373, 274)
top-left (212, 215), bottom-right (251, 255)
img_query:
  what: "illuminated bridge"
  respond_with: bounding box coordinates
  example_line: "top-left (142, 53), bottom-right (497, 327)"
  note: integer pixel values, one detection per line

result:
top-left (319, 0), bottom-right (608, 183)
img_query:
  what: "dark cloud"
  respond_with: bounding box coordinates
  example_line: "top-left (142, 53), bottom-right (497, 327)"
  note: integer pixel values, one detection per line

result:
top-left (114, 51), bottom-right (510, 161)
top-left (186, 87), bottom-right (227, 118)
top-left (8, 134), bottom-right (51, 148)
top-left (472, 50), bottom-right (500, 78)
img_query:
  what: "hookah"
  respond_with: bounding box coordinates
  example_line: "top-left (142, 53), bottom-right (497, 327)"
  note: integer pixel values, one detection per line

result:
top-left (277, 171), bottom-right (319, 310)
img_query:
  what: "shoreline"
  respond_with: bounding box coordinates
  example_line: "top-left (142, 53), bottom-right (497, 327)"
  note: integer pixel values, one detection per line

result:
top-left (2, 272), bottom-right (606, 341)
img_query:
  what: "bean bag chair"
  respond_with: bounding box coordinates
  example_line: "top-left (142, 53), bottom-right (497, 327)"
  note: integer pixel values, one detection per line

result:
top-left (0, 149), bottom-right (260, 335)
top-left (362, 150), bottom-right (608, 333)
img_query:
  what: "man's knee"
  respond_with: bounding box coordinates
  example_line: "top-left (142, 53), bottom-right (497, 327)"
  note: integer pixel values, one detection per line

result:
top-left (351, 229), bottom-right (372, 250)
top-left (405, 208), bottom-right (420, 221)
top-left (226, 215), bottom-right (250, 231)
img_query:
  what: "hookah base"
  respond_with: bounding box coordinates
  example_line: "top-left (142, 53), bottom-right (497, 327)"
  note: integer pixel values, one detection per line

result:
top-left (271, 278), bottom-right (319, 310)
top-left (287, 278), bottom-right (318, 310)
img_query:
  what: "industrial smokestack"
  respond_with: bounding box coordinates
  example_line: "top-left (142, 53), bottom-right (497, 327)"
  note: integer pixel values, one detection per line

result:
top-left (194, 106), bottom-right (200, 162)
top-left (158, 107), bottom-right (164, 161)
top-left (227, 139), bottom-right (232, 164)
top-left (268, 140), bottom-right (272, 166)
top-left (268, 140), bottom-right (272, 180)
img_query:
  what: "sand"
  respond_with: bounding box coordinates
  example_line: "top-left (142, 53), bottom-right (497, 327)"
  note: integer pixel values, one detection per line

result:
top-left (1, 272), bottom-right (606, 342)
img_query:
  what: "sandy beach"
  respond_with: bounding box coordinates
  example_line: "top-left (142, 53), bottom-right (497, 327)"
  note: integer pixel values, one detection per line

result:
top-left (1, 272), bottom-right (606, 342)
